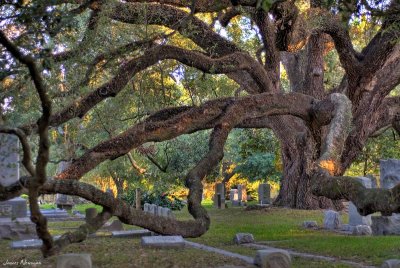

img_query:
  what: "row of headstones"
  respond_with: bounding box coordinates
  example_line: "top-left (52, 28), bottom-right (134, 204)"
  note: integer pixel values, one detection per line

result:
top-left (213, 183), bottom-right (271, 208)
top-left (143, 203), bottom-right (175, 218)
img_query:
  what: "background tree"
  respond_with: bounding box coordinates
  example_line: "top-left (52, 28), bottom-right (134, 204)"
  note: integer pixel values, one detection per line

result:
top-left (0, 0), bottom-right (399, 257)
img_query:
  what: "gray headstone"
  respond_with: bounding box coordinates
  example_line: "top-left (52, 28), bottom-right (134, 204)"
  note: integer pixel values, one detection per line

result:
top-left (150, 204), bottom-right (158, 215)
top-left (160, 207), bottom-right (170, 218)
top-left (380, 159), bottom-right (400, 189)
top-left (144, 203), bottom-right (150, 212)
top-left (254, 249), bottom-right (291, 268)
top-left (0, 197), bottom-right (27, 218)
top-left (0, 218), bottom-right (36, 239)
top-left (258, 184), bottom-right (271, 205)
top-left (340, 224), bottom-right (355, 233)
top-left (214, 183), bottom-right (226, 208)
top-left (237, 184), bottom-right (246, 205)
top-left (0, 134), bottom-right (19, 187)
top-left (157, 206), bottom-right (163, 216)
top-left (167, 209), bottom-right (175, 219)
top-left (233, 233), bottom-right (254, 244)
top-left (371, 215), bottom-right (400, 235)
top-left (381, 259), bottom-right (400, 268)
top-left (349, 177), bottom-right (372, 226)
top-left (230, 189), bottom-right (240, 206)
top-left (57, 253), bottom-right (92, 268)
top-left (303, 221), bottom-right (318, 229)
top-left (111, 229), bottom-right (152, 238)
top-left (141, 235), bottom-right (185, 248)
top-left (323, 210), bottom-right (342, 230)
top-left (352, 225), bottom-right (372, 236)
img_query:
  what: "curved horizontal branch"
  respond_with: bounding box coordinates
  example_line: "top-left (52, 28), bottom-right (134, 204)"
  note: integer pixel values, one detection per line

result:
top-left (56, 92), bottom-right (315, 180)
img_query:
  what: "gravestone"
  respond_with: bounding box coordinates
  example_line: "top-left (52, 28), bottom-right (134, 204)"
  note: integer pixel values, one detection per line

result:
top-left (254, 249), bottom-right (291, 268)
top-left (0, 134), bottom-right (36, 239)
top-left (111, 229), bottom-right (152, 238)
top-left (323, 210), bottom-right (342, 230)
top-left (214, 183), bottom-right (225, 209)
top-left (258, 184), bottom-right (271, 205)
top-left (380, 159), bottom-right (400, 189)
top-left (229, 189), bottom-right (239, 206)
top-left (144, 203), bottom-right (150, 212)
top-left (55, 161), bottom-right (74, 210)
top-left (303, 221), bottom-right (318, 229)
top-left (135, 188), bottom-right (141, 210)
top-left (349, 177), bottom-right (372, 227)
top-left (352, 225), bottom-right (372, 236)
top-left (372, 160), bottom-right (400, 235)
top-left (237, 184), bottom-right (246, 205)
top-left (366, 174), bottom-right (378, 188)
top-left (57, 254), bottom-right (92, 268)
top-left (141, 235), bottom-right (185, 248)
top-left (0, 134), bottom-right (19, 186)
top-left (233, 233), bottom-right (254, 244)
top-left (381, 259), bottom-right (400, 268)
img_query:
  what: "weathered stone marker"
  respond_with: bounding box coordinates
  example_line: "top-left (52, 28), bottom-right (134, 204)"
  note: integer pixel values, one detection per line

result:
top-left (141, 235), bottom-right (185, 248)
top-left (230, 189), bottom-right (239, 206)
top-left (381, 259), bottom-right (400, 268)
top-left (349, 177), bottom-right (372, 227)
top-left (214, 183), bottom-right (225, 209)
top-left (0, 134), bottom-right (36, 239)
top-left (371, 159), bottom-right (400, 235)
top-left (237, 184), bottom-right (247, 205)
top-left (254, 249), bottom-right (291, 268)
top-left (135, 188), bottom-right (141, 210)
top-left (258, 184), bottom-right (271, 205)
top-left (233, 233), bottom-right (254, 244)
top-left (0, 134), bottom-right (19, 186)
top-left (56, 253), bottom-right (92, 268)
top-left (112, 229), bottom-right (152, 238)
top-left (323, 210), bottom-right (342, 230)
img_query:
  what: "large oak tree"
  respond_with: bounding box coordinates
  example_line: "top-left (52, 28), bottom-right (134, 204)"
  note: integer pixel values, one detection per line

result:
top-left (0, 0), bottom-right (399, 257)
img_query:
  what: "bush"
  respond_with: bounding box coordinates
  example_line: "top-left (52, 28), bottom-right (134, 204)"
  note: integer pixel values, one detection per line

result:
top-left (122, 190), bottom-right (185, 211)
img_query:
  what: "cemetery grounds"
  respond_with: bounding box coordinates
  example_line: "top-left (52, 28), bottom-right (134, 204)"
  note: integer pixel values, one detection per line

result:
top-left (0, 202), bottom-right (398, 268)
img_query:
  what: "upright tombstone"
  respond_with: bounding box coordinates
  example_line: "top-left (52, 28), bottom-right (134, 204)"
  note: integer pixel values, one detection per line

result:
top-left (55, 161), bottom-right (74, 210)
top-left (348, 177), bottom-right (372, 227)
top-left (213, 183), bottom-right (225, 209)
top-left (258, 184), bottom-right (271, 205)
top-left (0, 134), bottom-right (35, 239)
top-left (135, 188), bottom-right (141, 210)
top-left (237, 184), bottom-right (247, 205)
top-left (229, 189), bottom-right (239, 206)
top-left (371, 160), bottom-right (400, 235)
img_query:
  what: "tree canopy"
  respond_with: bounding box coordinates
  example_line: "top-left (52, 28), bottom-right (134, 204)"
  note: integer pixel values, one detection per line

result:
top-left (0, 0), bottom-right (399, 257)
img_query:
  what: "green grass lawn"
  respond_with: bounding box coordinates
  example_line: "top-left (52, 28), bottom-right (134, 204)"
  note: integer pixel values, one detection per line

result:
top-left (0, 202), bottom-right (398, 267)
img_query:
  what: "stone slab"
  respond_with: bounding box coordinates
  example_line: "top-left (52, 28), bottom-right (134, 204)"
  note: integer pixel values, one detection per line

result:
top-left (10, 236), bottom-right (59, 249)
top-left (254, 249), bottom-right (291, 268)
top-left (57, 253), bottom-right (92, 268)
top-left (349, 177), bottom-right (372, 227)
top-left (258, 184), bottom-right (271, 205)
top-left (111, 229), bottom-right (152, 238)
top-left (381, 259), bottom-right (400, 268)
top-left (323, 210), bottom-right (341, 230)
top-left (0, 197), bottom-right (27, 218)
top-left (141, 235), bottom-right (185, 248)
top-left (380, 159), bottom-right (400, 189)
top-left (0, 134), bottom-right (19, 187)
top-left (233, 233), bottom-right (254, 244)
